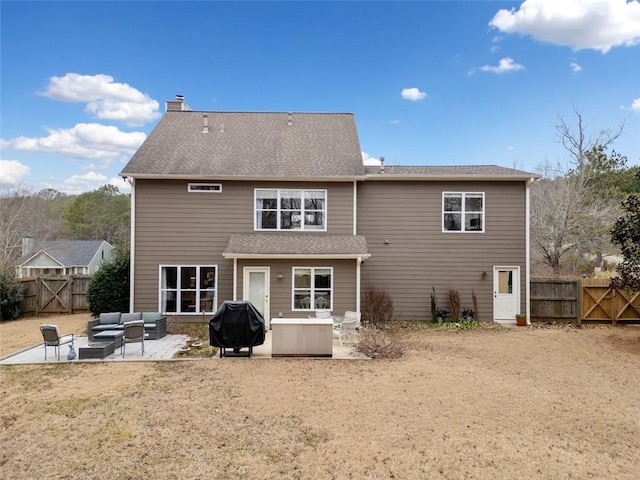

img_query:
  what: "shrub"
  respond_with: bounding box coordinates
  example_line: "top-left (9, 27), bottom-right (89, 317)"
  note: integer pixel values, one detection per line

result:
top-left (361, 287), bottom-right (394, 328)
top-left (448, 286), bottom-right (460, 319)
top-left (430, 286), bottom-right (437, 323)
top-left (0, 266), bottom-right (24, 320)
top-left (86, 252), bottom-right (130, 316)
top-left (356, 329), bottom-right (405, 359)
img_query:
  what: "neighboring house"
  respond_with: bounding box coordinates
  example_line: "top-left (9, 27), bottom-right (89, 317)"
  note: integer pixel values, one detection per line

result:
top-left (15, 237), bottom-right (115, 278)
top-left (121, 96), bottom-right (538, 324)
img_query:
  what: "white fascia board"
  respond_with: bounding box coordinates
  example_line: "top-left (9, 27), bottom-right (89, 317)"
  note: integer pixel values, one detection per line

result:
top-left (365, 174), bottom-right (538, 182)
top-left (120, 173), bottom-right (366, 182)
top-left (222, 253), bottom-right (371, 260)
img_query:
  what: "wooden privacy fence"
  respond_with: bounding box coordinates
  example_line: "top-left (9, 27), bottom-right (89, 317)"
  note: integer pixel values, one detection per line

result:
top-left (581, 278), bottom-right (640, 325)
top-left (530, 279), bottom-right (580, 323)
top-left (19, 275), bottom-right (91, 315)
top-left (531, 278), bottom-right (640, 325)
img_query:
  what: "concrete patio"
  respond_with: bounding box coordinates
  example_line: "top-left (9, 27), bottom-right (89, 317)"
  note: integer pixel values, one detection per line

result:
top-left (0, 330), bottom-right (365, 365)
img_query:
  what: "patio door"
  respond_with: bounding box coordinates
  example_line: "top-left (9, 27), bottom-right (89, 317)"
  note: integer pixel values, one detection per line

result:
top-left (493, 266), bottom-right (519, 321)
top-left (243, 267), bottom-right (270, 328)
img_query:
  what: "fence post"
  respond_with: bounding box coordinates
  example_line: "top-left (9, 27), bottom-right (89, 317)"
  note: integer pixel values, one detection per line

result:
top-left (577, 279), bottom-right (582, 326)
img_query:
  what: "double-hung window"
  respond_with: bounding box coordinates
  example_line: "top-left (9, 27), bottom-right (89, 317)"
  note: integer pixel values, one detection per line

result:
top-left (159, 265), bottom-right (217, 314)
top-left (443, 192), bottom-right (484, 232)
top-left (292, 267), bottom-right (333, 311)
top-left (255, 189), bottom-right (326, 231)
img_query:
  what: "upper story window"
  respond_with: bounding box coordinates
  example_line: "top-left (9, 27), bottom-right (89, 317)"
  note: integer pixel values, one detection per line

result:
top-left (443, 192), bottom-right (484, 232)
top-left (188, 183), bottom-right (222, 193)
top-left (255, 189), bottom-right (326, 231)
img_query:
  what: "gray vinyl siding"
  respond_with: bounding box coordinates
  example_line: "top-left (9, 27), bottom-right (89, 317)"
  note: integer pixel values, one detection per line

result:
top-left (236, 259), bottom-right (357, 320)
top-left (357, 180), bottom-right (527, 321)
top-left (132, 179), bottom-right (355, 315)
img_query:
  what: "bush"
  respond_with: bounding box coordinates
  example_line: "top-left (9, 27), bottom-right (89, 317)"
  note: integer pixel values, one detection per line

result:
top-left (361, 287), bottom-right (394, 328)
top-left (356, 329), bottom-right (405, 359)
top-left (86, 252), bottom-right (130, 316)
top-left (0, 266), bottom-right (24, 320)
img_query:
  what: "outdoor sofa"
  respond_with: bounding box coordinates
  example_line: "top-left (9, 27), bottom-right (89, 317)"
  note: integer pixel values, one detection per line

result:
top-left (88, 312), bottom-right (167, 341)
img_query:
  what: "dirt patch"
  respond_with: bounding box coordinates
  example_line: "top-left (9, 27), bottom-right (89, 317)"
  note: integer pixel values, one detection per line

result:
top-left (1, 316), bottom-right (639, 479)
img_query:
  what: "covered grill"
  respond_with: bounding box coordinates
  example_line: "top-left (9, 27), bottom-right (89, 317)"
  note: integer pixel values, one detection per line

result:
top-left (209, 301), bottom-right (265, 357)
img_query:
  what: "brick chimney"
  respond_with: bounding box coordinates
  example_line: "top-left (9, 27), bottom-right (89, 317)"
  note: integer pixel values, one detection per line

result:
top-left (22, 235), bottom-right (35, 256)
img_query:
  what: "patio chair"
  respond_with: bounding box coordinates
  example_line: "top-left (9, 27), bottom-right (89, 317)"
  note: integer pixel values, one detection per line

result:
top-left (334, 317), bottom-right (358, 347)
top-left (40, 324), bottom-right (74, 361)
top-left (343, 311), bottom-right (363, 329)
top-left (122, 320), bottom-right (145, 357)
top-left (315, 309), bottom-right (332, 319)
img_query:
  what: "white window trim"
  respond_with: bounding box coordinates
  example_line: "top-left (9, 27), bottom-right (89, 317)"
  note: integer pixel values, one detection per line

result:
top-left (158, 264), bottom-right (218, 315)
top-left (442, 191), bottom-right (485, 233)
top-left (188, 183), bottom-right (222, 193)
top-left (291, 266), bottom-right (334, 311)
top-left (254, 188), bottom-right (327, 231)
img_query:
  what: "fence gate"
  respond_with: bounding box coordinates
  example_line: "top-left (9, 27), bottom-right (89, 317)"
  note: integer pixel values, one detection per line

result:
top-left (19, 275), bottom-right (91, 315)
top-left (581, 279), bottom-right (640, 325)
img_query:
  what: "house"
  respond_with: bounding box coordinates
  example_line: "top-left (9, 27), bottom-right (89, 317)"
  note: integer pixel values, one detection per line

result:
top-left (121, 96), bottom-right (537, 324)
top-left (15, 236), bottom-right (115, 278)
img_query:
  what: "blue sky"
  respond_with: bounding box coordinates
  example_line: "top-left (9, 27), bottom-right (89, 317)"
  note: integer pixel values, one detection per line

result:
top-left (1, 0), bottom-right (639, 194)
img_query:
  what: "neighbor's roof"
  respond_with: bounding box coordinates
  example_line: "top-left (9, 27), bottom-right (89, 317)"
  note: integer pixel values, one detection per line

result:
top-left (121, 111), bottom-right (365, 180)
top-left (15, 240), bottom-right (109, 267)
top-left (364, 165), bottom-right (539, 181)
top-left (223, 234), bottom-right (370, 259)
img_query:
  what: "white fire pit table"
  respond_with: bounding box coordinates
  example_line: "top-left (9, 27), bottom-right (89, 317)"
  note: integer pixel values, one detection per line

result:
top-left (270, 317), bottom-right (333, 357)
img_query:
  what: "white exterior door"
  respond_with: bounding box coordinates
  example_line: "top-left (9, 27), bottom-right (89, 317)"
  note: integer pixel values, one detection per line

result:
top-left (243, 267), bottom-right (270, 328)
top-left (493, 266), bottom-right (519, 322)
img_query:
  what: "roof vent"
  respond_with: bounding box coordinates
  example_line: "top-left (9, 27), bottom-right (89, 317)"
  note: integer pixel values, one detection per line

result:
top-left (202, 114), bottom-right (209, 133)
top-left (379, 156), bottom-right (385, 173)
top-left (287, 112), bottom-right (293, 126)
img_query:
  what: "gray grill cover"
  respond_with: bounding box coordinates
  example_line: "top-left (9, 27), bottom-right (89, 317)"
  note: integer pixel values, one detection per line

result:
top-left (209, 301), bottom-right (265, 349)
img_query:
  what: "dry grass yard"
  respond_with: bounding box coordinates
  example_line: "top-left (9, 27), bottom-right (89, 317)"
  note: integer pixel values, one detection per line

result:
top-left (1, 314), bottom-right (639, 479)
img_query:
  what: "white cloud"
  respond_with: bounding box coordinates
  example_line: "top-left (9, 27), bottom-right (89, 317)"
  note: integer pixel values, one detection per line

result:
top-left (570, 61), bottom-right (583, 72)
top-left (629, 98), bottom-right (640, 112)
top-left (0, 160), bottom-right (30, 184)
top-left (489, 0), bottom-right (640, 53)
top-left (390, 119), bottom-right (400, 124)
top-left (1, 123), bottom-right (146, 161)
top-left (109, 176), bottom-right (131, 193)
top-left (401, 87), bottom-right (428, 101)
top-left (50, 171), bottom-right (108, 195)
top-left (40, 73), bottom-right (161, 126)
top-left (480, 57), bottom-right (525, 74)
top-left (362, 152), bottom-right (381, 166)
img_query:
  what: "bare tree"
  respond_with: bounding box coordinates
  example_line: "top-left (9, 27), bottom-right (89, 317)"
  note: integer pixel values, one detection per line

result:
top-left (531, 164), bottom-right (618, 274)
top-left (555, 104), bottom-right (624, 170)
top-left (0, 185), bottom-right (35, 267)
top-left (530, 106), bottom-right (626, 274)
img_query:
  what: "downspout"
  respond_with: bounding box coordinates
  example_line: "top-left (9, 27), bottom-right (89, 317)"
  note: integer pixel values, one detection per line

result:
top-left (525, 178), bottom-right (534, 325)
top-left (128, 177), bottom-right (136, 312)
top-left (354, 181), bottom-right (360, 311)
top-left (353, 180), bottom-right (357, 236)
top-left (232, 258), bottom-right (238, 301)
top-left (356, 257), bottom-right (362, 313)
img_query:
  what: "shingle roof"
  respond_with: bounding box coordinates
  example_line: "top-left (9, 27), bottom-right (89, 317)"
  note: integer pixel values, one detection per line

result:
top-left (121, 111), bottom-right (365, 179)
top-left (364, 164), bottom-right (538, 180)
top-left (223, 234), bottom-right (370, 258)
top-left (15, 240), bottom-right (107, 267)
